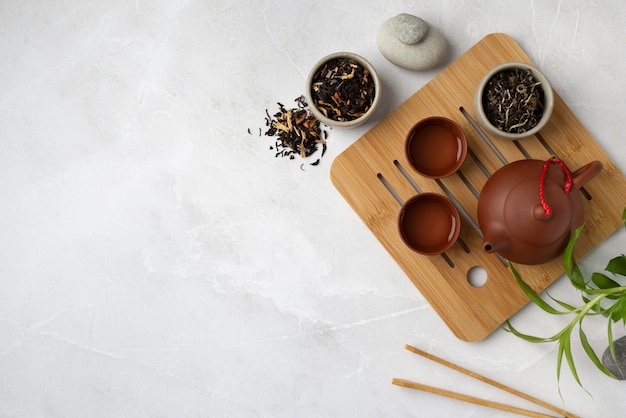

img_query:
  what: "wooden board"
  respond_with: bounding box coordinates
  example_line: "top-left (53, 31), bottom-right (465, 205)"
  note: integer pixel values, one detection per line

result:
top-left (330, 33), bottom-right (626, 342)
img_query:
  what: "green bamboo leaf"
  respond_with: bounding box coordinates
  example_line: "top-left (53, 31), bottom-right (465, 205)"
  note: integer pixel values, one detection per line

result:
top-left (610, 297), bottom-right (626, 323)
top-left (564, 225), bottom-right (584, 276)
top-left (572, 272), bottom-right (586, 289)
top-left (580, 325), bottom-right (617, 379)
top-left (510, 264), bottom-right (568, 315)
top-left (556, 337), bottom-right (564, 383)
top-left (606, 255), bottom-right (626, 277)
top-left (608, 320), bottom-right (616, 361)
top-left (503, 320), bottom-right (559, 343)
top-left (581, 286), bottom-right (626, 296)
top-left (620, 296), bottom-right (626, 325)
top-left (546, 292), bottom-right (577, 311)
top-left (592, 272), bottom-right (621, 289)
top-left (569, 263), bottom-right (587, 291)
top-left (604, 303), bottom-right (619, 325)
top-left (622, 207), bottom-right (626, 227)
top-left (562, 331), bottom-right (583, 387)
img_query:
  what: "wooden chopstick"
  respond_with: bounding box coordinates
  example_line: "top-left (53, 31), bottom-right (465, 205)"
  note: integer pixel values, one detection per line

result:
top-left (392, 378), bottom-right (557, 418)
top-left (396, 344), bottom-right (579, 418)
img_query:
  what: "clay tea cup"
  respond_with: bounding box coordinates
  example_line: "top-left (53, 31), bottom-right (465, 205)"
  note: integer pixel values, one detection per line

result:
top-left (398, 193), bottom-right (462, 255)
top-left (405, 117), bottom-right (468, 178)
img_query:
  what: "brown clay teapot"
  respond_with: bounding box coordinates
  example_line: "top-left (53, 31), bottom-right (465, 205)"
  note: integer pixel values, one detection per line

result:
top-left (477, 158), bottom-right (603, 265)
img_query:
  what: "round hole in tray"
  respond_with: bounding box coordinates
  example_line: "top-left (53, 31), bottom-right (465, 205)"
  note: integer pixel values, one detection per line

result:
top-left (467, 266), bottom-right (488, 288)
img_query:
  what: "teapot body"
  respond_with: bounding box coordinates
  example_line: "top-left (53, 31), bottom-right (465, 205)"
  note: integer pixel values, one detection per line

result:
top-left (477, 159), bottom-right (601, 265)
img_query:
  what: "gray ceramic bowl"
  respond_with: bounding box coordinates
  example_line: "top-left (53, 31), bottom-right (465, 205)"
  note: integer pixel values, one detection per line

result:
top-left (473, 62), bottom-right (554, 140)
top-left (305, 52), bottom-right (381, 128)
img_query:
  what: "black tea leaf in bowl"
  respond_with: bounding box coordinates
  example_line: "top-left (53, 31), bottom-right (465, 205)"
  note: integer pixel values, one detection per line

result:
top-left (305, 52), bottom-right (381, 128)
top-left (473, 62), bottom-right (554, 140)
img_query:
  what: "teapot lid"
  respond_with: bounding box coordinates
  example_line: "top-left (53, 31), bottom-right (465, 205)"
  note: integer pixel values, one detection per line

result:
top-left (504, 178), bottom-right (572, 247)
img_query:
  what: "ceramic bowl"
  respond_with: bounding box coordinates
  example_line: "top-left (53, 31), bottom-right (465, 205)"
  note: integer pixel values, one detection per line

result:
top-left (473, 62), bottom-right (554, 140)
top-left (305, 52), bottom-right (381, 128)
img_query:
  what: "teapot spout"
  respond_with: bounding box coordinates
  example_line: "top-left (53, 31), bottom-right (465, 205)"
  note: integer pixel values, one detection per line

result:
top-left (482, 229), bottom-right (510, 254)
top-left (483, 241), bottom-right (503, 253)
top-left (571, 160), bottom-right (603, 191)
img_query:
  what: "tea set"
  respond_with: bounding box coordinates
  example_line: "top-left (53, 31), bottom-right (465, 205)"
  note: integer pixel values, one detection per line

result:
top-left (308, 44), bottom-right (603, 265)
top-left (304, 12), bottom-right (603, 265)
top-left (396, 63), bottom-right (603, 264)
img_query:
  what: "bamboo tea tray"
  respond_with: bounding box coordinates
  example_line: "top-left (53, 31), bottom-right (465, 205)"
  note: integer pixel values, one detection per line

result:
top-left (330, 33), bottom-right (626, 342)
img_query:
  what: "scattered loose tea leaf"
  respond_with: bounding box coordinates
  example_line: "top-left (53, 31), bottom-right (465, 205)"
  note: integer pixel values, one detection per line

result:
top-left (260, 96), bottom-right (328, 164)
top-left (310, 58), bottom-right (375, 122)
top-left (482, 68), bottom-right (545, 134)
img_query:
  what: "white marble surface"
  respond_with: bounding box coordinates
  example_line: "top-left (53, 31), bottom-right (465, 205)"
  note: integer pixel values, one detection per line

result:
top-left (2, 1), bottom-right (626, 417)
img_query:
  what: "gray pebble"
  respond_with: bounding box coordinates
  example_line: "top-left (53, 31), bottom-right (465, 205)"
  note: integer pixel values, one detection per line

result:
top-left (377, 13), bottom-right (447, 71)
top-left (392, 13), bottom-right (428, 45)
top-left (602, 335), bottom-right (626, 379)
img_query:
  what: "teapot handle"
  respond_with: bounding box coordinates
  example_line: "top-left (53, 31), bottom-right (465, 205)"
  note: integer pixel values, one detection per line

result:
top-left (571, 160), bottom-right (603, 191)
